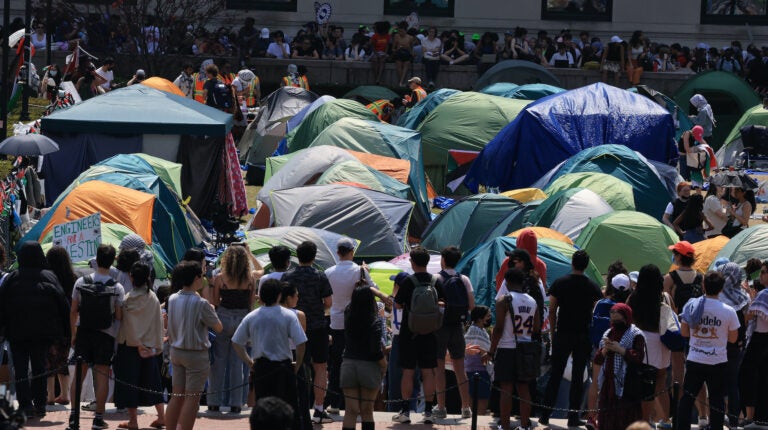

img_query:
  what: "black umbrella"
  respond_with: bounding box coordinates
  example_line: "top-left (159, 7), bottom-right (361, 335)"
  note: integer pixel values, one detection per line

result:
top-left (709, 170), bottom-right (759, 190)
top-left (0, 134), bottom-right (60, 156)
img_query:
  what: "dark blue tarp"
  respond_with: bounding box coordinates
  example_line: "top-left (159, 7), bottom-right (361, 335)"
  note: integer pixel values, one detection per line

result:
top-left (465, 83), bottom-right (679, 192)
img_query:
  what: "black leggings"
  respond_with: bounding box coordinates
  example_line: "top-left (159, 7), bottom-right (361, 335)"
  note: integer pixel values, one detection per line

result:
top-left (740, 332), bottom-right (768, 421)
top-left (424, 59), bottom-right (440, 83)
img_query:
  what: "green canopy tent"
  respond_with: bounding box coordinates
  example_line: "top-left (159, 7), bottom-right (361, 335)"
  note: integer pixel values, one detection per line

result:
top-left (285, 99), bottom-right (378, 152)
top-left (673, 71), bottom-right (760, 150)
top-left (455, 236), bottom-right (601, 310)
top-left (544, 172), bottom-right (636, 211)
top-left (342, 85), bottom-right (400, 104)
top-left (416, 92), bottom-right (530, 192)
top-left (710, 224), bottom-right (768, 270)
top-left (396, 88), bottom-right (461, 130)
top-left (716, 104), bottom-right (768, 166)
top-left (527, 188), bottom-right (614, 240)
top-left (575, 211), bottom-right (678, 273)
top-left (419, 194), bottom-right (521, 253)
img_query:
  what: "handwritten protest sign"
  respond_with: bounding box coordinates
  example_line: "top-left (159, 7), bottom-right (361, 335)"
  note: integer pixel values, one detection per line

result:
top-left (52, 213), bottom-right (102, 263)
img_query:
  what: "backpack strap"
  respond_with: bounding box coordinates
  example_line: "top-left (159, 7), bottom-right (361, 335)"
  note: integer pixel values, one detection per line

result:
top-left (668, 270), bottom-right (683, 289)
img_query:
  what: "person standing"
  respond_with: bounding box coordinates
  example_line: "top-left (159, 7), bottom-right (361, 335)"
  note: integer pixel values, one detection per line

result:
top-left (433, 246), bottom-right (475, 419)
top-left (232, 279), bottom-right (307, 430)
top-left (259, 245), bottom-right (292, 289)
top-left (689, 94), bottom-right (716, 143)
top-left (281, 241), bottom-right (333, 424)
top-left (392, 246), bottom-right (445, 424)
top-left (173, 62), bottom-right (195, 99)
top-left (44, 246), bottom-right (77, 407)
top-left (463, 306), bottom-right (492, 416)
top-left (402, 77), bottom-right (427, 109)
top-left (324, 237), bottom-right (388, 415)
top-left (539, 250), bottom-right (602, 428)
top-left (94, 57), bottom-right (116, 92)
top-left (677, 271), bottom-right (740, 430)
top-left (740, 261), bottom-right (768, 428)
top-left (164, 261), bottom-right (223, 430)
top-left (0, 242), bottom-right (69, 420)
top-left (703, 183), bottom-right (728, 238)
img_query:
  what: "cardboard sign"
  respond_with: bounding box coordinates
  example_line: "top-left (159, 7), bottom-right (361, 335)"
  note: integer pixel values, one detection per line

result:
top-left (52, 212), bottom-right (101, 263)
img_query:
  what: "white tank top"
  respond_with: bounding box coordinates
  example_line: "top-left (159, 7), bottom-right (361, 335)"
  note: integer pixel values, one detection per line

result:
top-left (498, 290), bottom-right (537, 349)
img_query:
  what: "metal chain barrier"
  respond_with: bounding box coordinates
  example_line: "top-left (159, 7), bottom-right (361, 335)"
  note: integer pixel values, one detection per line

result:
top-left (684, 387), bottom-right (768, 427)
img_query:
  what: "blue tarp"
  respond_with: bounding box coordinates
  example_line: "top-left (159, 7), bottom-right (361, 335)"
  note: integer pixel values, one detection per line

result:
top-left (396, 88), bottom-right (461, 130)
top-left (465, 83), bottom-right (678, 192)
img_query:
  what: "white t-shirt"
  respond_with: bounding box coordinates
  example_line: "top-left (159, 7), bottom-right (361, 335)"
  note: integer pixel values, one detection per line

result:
top-left (325, 261), bottom-right (376, 330)
top-left (257, 271), bottom-right (285, 293)
top-left (549, 51), bottom-right (574, 66)
top-left (684, 298), bottom-right (740, 365)
top-left (703, 195), bottom-right (727, 235)
top-left (267, 42), bottom-right (291, 59)
top-left (421, 37), bottom-right (442, 60)
top-left (498, 279), bottom-right (548, 328)
top-left (232, 305), bottom-right (307, 362)
top-left (664, 202), bottom-right (674, 216)
top-left (494, 289), bottom-right (537, 349)
top-left (95, 67), bottom-right (113, 90)
top-left (72, 273), bottom-right (125, 338)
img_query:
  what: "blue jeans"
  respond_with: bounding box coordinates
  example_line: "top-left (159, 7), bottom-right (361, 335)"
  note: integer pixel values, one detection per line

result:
top-left (207, 307), bottom-right (249, 407)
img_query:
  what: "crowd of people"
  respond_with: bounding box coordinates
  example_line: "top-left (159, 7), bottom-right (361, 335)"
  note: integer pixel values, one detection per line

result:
top-left (0, 220), bottom-right (766, 430)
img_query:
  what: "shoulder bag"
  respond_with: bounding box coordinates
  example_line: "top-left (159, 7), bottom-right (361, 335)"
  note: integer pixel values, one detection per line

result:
top-left (623, 337), bottom-right (657, 401)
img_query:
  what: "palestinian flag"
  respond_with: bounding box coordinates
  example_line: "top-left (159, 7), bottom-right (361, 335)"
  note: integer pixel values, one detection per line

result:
top-left (446, 149), bottom-right (479, 192)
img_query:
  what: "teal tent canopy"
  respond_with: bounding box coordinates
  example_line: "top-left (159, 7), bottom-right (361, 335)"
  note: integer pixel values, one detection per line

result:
top-left (41, 85), bottom-right (233, 135)
top-left (396, 88), bottom-right (461, 130)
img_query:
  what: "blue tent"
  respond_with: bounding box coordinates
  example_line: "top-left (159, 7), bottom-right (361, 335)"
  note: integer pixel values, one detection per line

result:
top-left (465, 83), bottom-right (678, 192)
top-left (481, 83), bottom-right (564, 100)
top-left (396, 88), bottom-right (461, 130)
top-left (532, 145), bottom-right (676, 219)
top-left (479, 83), bottom-right (519, 97)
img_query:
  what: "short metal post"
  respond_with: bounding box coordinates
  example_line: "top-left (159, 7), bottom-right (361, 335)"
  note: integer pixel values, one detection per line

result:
top-left (71, 356), bottom-right (83, 430)
top-left (471, 372), bottom-right (479, 430)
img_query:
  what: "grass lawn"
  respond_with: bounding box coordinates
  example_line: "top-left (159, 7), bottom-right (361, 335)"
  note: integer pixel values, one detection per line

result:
top-left (6, 97), bottom-right (49, 137)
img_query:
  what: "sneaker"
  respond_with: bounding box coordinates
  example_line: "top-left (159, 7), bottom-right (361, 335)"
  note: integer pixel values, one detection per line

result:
top-left (744, 423), bottom-right (768, 429)
top-left (567, 418), bottom-right (587, 428)
top-left (656, 420), bottom-right (673, 429)
top-left (325, 406), bottom-right (340, 415)
top-left (312, 409), bottom-right (333, 424)
top-left (432, 406), bottom-right (447, 419)
top-left (423, 408), bottom-right (434, 424)
top-left (229, 406), bottom-right (241, 414)
top-left (461, 407), bottom-right (472, 419)
top-left (92, 417), bottom-right (109, 430)
top-left (392, 410), bottom-right (411, 424)
top-left (82, 401), bottom-right (98, 411)
top-left (207, 406), bottom-right (220, 413)
top-left (698, 416), bottom-right (709, 428)
top-left (539, 415), bottom-right (550, 426)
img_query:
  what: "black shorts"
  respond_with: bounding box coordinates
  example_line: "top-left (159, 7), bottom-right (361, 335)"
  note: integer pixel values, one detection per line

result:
top-left (306, 328), bottom-right (329, 364)
top-left (436, 323), bottom-right (466, 360)
top-left (398, 331), bottom-right (437, 370)
top-left (394, 48), bottom-right (413, 62)
top-left (74, 328), bottom-right (115, 366)
top-left (493, 348), bottom-right (518, 383)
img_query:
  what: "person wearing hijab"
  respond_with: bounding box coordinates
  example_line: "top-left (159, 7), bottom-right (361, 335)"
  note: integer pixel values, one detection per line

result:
top-left (678, 271), bottom-right (740, 430)
top-left (593, 303), bottom-right (646, 430)
top-left (0, 242), bottom-right (70, 419)
top-left (717, 262), bottom-right (750, 428)
top-left (689, 94), bottom-right (716, 141)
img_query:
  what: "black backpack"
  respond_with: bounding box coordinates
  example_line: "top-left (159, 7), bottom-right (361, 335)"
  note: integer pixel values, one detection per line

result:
top-left (212, 81), bottom-right (233, 109)
top-left (77, 275), bottom-right (118, 330)
top-left (670, 271), bottom-right (703, 313)
top-left (439, 270), bottom-right (470, 325)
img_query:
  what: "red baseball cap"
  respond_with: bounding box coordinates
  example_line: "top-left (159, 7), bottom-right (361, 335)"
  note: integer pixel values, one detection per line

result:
top-left (669, 241), bottom-right (695, 257)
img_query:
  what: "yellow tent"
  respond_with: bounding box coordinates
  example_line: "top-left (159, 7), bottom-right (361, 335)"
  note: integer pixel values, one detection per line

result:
top-left (669, 235), bottom-right (730, 273)
top-left (501, 188), bottom-right (547, 203)
top-left (509, 226), bottom-right (574, 245)
top-left (140, 77), bottom-right (185, 97)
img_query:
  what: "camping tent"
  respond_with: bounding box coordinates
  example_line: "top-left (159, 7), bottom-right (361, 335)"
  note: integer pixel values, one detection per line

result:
top-left (532, 144), bottom-right (675, 219)
top-left (479, 200), bottom-right (544, 243)
top-left (269, 184), bottom-right (414, 258)
top-left (711, 225), bottom-right (768, 269)
top-left (544, 172), bottom-right (636, 211)
top-left (474, 60), bottom-right (562, 90)
top-left (510, 227), bottom-right (573, 245)
top-left (240, 87), bottom-right (319, 169)
top-left (716, 104), bottom-right (768, 167)
top-left (245, 226), bottom-right (347, 270)
top-left (343, 85), bottom-right (399, 104)
top-left (316, 161), bottom-right (410, 199)
top-left (419, 194), bottom-right (520, 253)
top-left (301, 118), bottom-right (431, 234)
top-left (482, 83), bottom-right (564, 100)
top-left (285, 99), bottom-right (378, 152)
top-left (465, 83), bottom-right (678, 192)
top-left (416, 92), bottom-right (530, 191)
top-left (575, 211), bottom-right (678, 273)
top-left (285, 95), bottom-right (335, 132)
top-left (673, 71), bottom-right (760, 150)
top-left (97, 154), bottom-right (183, 197)
top-left (456, 236), bottom-right (601, 309)
top-left (479, 83), bottom-right (519, 97)
top-left (631, 85), bottom-right (693, 142)
top-left (527, 188), bottom-right (614, 240)
top-left (140, 77), bottom-right (185, 97)
top-left (39, 85), bottom-right (240, 217)
top-left (501, 188), bottom-right (547, 203)
top-left (667, 235), bottom-right (729, 274)
top-left (396, 88), bottom-right (461, 130)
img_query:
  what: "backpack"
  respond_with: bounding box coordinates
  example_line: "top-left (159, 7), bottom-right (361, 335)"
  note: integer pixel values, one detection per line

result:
top-left (589, 298), bottom-right (616, 347)
top-left (670, 271), bottom-right (703, 313)
top-left (439, 270), bottom-right (469, 325)
top-left (211, 80), bottom-right (232, 109)
top-left (77, 275), bottom-right (118, 330)
top-left (407, 274), bottom-right (443, 335)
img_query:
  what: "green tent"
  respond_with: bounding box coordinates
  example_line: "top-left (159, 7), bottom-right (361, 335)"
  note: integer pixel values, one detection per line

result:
top-left (528, 188), bottom-right (614, 240)
top-left (456, 236), bottom-right (601, 310)
top-left (717, 104), bottom-right (768, 166)
top-left (317, 160), bottom-right (411, 199)
top-left (479, 83), bottom-right (519, 97)
top-left (245, 226), bottom-right (348, 270)
top-left (136, 153), bottom-right (183, 197)
top-left (40, 223), bottom-right (169, 280)
top-left (673, 71), bottom-right (760, 150)
top-left (285, 99), bottom-right (378, 152)
top-left (342, 85), bottom-right (399, 104)
top-left (479, 200), bottom-right (543, 243)
top-left (482, 83), bottom-right (564, 100)
top-left (416, 92), bottom-right (530, 191)
top-left (265, 152), bottom-right (297, 182)
top-left (536, 237), bottom-right (603, 286)
top-left (396, 88), bottom-right (461, 130)
top-left (420, 194), bottom-right (521, 253)
top-left (575, 211), bottom-right (678, 273)
top-left (711, 224), bottom-right (768, 270)
top-left (544, 172), bottom-right (636, 211)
